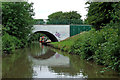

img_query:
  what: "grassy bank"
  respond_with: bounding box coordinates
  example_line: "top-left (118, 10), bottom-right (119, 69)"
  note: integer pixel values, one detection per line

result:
top-left (51, 33), bottom-right (83, 52)
top-left (51, 24), bottom-right (120, 72)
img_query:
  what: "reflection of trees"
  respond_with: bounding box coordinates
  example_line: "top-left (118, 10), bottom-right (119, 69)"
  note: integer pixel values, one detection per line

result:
top-left (49, 55), bottom-right (117, 78)
top-left (3, 43), bottom-right (118, 78)
top-left (2, 48), bottom-right (33, 78)
top-left (49, 56), bottom-right (86, 77)
top-left (49, 66), bottom-right (80, 76)
top-left (69, 55), bottom-right (118, 78)
top-left (29, 43), bottom-right (49, 56)
top-left (49, 49), bottom-right (81, 76)
top-left (29, 43), bottom-right (55, 59)
top-left (33, 49), bottom-right (55, 59)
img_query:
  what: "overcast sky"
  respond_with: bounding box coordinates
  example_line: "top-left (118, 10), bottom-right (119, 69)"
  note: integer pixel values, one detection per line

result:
top-left (28, 0), bottom-right (89, 20)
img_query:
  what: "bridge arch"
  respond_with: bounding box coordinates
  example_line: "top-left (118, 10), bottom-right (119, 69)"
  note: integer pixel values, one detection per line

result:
top-left (33, 31), bottom-right (58, 42)
top-left (32, 25), bottom-right (70, 42)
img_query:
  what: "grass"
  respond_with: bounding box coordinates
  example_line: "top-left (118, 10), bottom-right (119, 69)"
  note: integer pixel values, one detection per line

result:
top-left (51, 31), bottom-right (87, 52)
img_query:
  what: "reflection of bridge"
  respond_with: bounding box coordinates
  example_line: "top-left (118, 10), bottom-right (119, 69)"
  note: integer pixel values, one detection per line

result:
top-left (32, 25), bottom-right (91, 42)
top-left (32, 49), bottom-right (55, 59)
top-left (30, 53), bottom-right (70, 66)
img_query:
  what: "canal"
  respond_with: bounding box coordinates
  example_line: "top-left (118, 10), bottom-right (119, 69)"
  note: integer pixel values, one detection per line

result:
top-left (2, 43), bottom-right (120, 79)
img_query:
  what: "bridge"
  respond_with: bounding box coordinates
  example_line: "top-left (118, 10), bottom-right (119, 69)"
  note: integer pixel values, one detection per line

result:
top-left (32, 25), bottom-right (91, 42)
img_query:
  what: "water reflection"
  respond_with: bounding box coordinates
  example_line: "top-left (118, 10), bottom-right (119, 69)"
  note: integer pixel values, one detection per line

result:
top-left (2, 43), bottom-right (120, 78)
top-left (2, 49), bottom-right (33, 78)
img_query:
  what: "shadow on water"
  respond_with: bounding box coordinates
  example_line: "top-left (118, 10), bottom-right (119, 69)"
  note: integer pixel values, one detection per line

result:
top-left (2, 43), bottom-right (120, 79)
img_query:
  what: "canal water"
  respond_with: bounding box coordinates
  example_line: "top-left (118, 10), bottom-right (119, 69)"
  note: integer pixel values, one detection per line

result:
top-left (2, 43), bottom-right (120, 79)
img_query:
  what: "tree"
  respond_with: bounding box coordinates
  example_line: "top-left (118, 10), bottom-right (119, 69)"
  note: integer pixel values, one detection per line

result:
top-left (34, 19), bottom-right (45, 25)
top-left (86, 2), bottom-right (120, 30)
top-left (47, 11), bottom-right (83, 24)
top-left (83, 18), bottom-right (89, 24)
top-left (2, 2), bottom-right (34, 44)
top-left (2, 2), bottom-right (34, 52)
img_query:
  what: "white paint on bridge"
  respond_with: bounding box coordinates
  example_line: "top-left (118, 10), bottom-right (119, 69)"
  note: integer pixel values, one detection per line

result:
top-left (32, 25), bottom-right (70, 41)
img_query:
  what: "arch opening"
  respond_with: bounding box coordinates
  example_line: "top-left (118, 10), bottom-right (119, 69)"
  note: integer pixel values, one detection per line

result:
top-left (33, 31), bottom-right (58, 42)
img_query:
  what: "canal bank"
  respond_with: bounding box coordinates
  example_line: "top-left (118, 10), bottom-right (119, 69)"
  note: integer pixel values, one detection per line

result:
top-left (2, 43), bottom-right (120, 78)
top-left (46, 32), bottom-right (82, 52)
top-left (49, 27), bottom-right (120, 73)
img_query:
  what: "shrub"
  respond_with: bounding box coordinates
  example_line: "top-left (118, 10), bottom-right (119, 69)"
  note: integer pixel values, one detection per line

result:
top-left (71, 24), bottom-right (120, 72)
top-left (2, 33), bottom-right (22, 53)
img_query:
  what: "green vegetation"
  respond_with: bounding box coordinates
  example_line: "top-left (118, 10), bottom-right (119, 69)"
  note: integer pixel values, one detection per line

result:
top-left (0, 25), bottom-right (2, 51)
top-left (2, 2), bottom-right (34, 53)
top-left (34, 19), bottom-right (45, 25)
top-left (2, 33), bottom-right (22, 52)
top-left (71, 24), bottom-right (119, 72)
top-left (51, 33), bottom-right (83, 52)
top-left (51, 23), bottom-right (120, 72)
top-left (51, 2), bottom-right (120, 72)
top-left (86, 2), bottom-right (120, 30)
top-left (47, 11), bottom-right (83, 24)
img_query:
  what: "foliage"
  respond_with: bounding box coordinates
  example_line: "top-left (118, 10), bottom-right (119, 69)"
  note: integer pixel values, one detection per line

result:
top-left (71, 24), bottom-right (120, 72)
top-left (51, 1), bottom-right (120, 72)
top-left (47, 11), bottom-right (83, 24)
top-left (52, 22), bottom-right (120, 72)
top-left (2, 2), bottom-right (34, 44)
top-left (2, 33), bottom-right (22, 52)
top-left (83, 18), bottom-right (89, 24)
top-left (34, 19), bottom-right (45, 25)
top-left (0, 25), bottom-right (1, 51)
top-left (2, 2), bottom-right (34, 53)
top-left (86, 2), bottom-right (120, 30)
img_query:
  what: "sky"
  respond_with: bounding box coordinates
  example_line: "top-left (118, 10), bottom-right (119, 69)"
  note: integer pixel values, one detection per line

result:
top-left (28, 0), bottom-right (89, 20)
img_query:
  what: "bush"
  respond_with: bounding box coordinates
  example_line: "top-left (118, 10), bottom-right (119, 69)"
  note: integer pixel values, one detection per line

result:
top-left (2, 33), bottom-right (22, 53)
top-left (71, 24), bottom-right (120, 72)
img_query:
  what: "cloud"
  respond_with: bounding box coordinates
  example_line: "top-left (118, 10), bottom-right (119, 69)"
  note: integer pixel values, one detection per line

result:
top-left (28, 0), bottom-right (89, 20)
